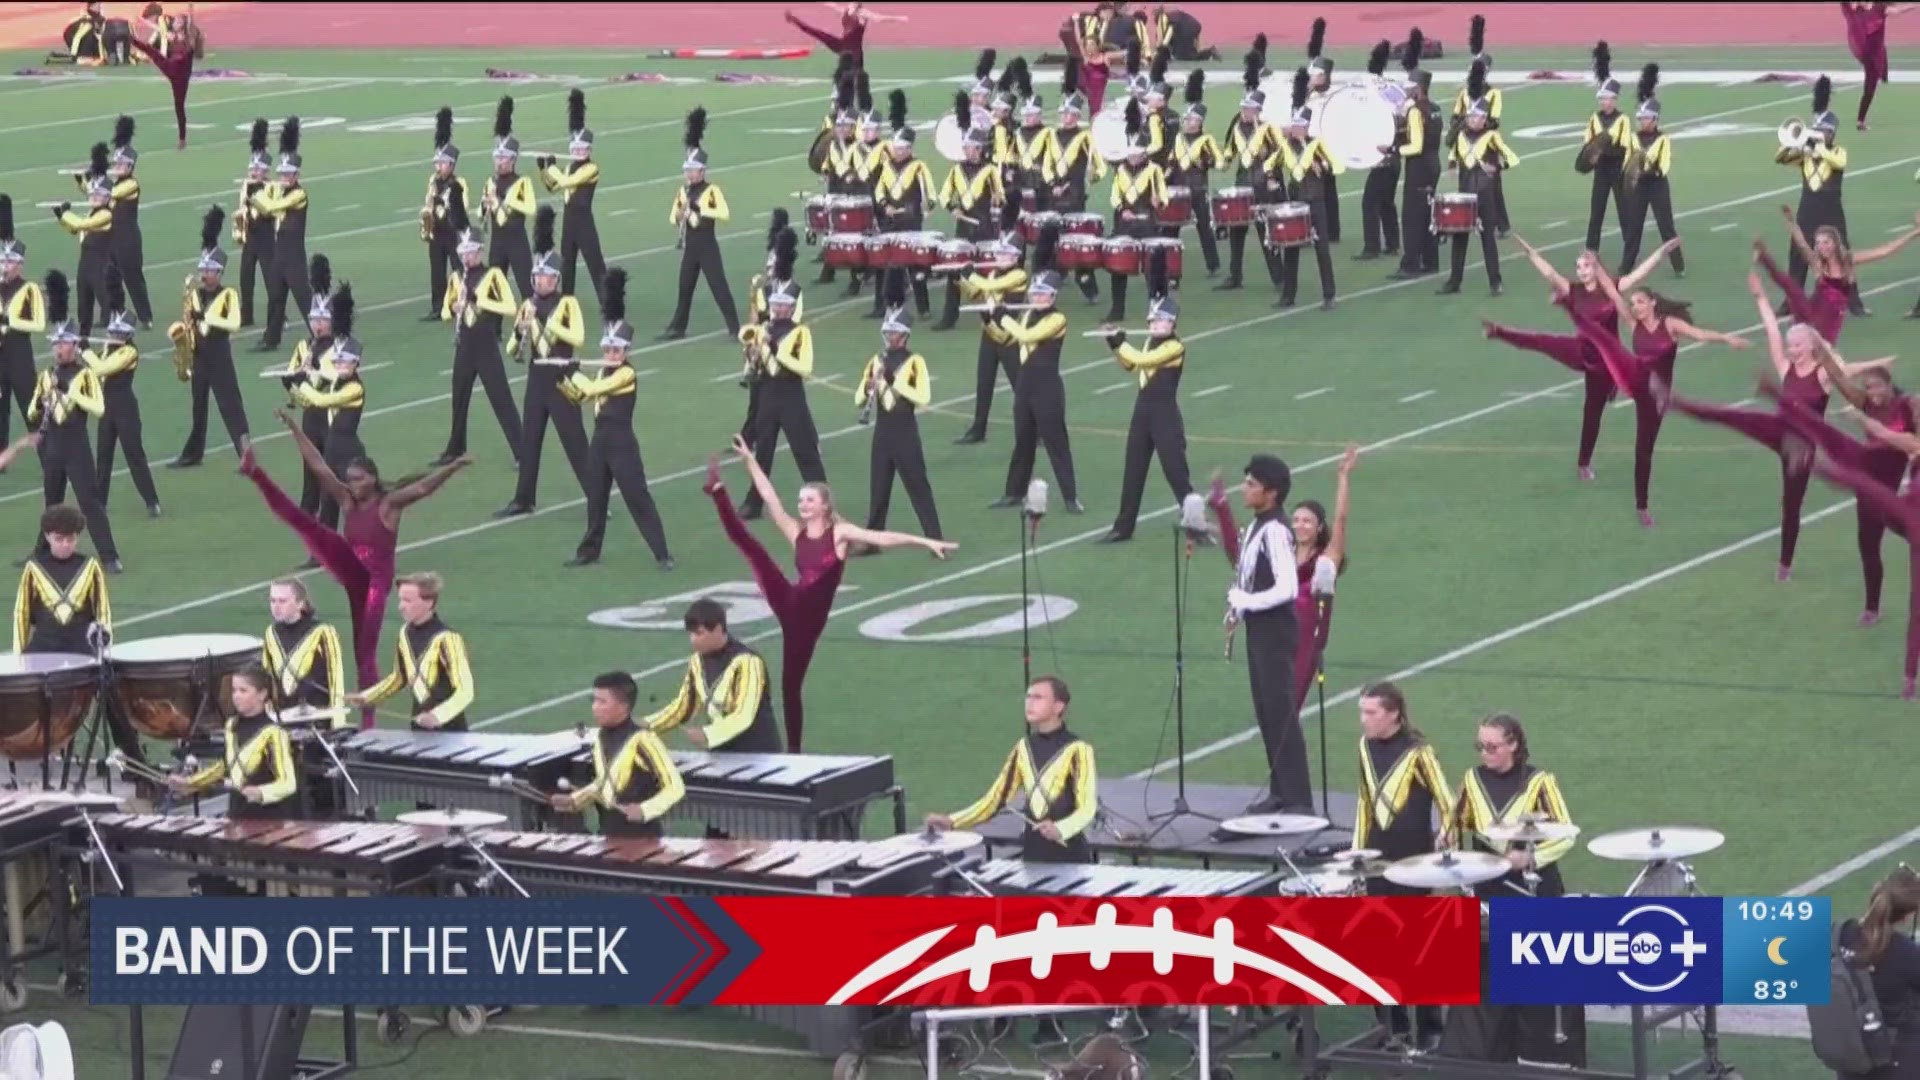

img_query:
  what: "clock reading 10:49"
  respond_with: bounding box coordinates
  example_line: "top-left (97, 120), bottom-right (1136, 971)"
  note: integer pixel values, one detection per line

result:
top-left (1720, 897), bottom-right (1830, 1005)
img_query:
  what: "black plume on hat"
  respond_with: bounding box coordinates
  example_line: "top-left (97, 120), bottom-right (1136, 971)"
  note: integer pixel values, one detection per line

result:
top-left (433, 106), bottom-right (453, 149)
top-left (1034, 222), bottom-right (1058, 269)
top-left (1124, 98), bottom-right (1142, 137)
top-left (1592, 41), bottom-right (1612, 85)
top-left (113, 114), bottom-right (135, 149)
top-left (309, 254), bottom-right (331, 298)
top-left (767, 207), bottom-right (789, 250)
top-left (199, 205), bottom-right (223, 250)
top-left (1404, 28), bottom-right (1425, 72)
top-left (567, 88), bottom-right (586, 133)
top-left (952, 90), bottom-right (970, 129)
top-left (332, 282), bottom-right (355, 337)
top-left (1014, 57), bottom-right (1032, 99)
top-left (1290, 68), bottom-right (1309, 112)
top-left (1185, 70), bottom-right (1204, 105)
top-left (1251, 33), bottom-right (1268, 67)
top-left (1126, 38), bottom-right (1141, 77)
top-left (888, 89), bottom-right (908, 130)
top-left (249, 118), bottom-right (269, 156)
top-left (88, 142), bottom-right (109, 178)
top-left (773, 228), bottom-right (798, 280)
top-left (1469, 14), bottom-right (1486, 56)
top-left (974, 48), bottom-right (996, 83)
top-left (1367, 40), bottom-right (1390, 76)
top-left (835, 74), bottom-right (855, 112)
top-left (0, 195), bottom-right (12, 243)
top-left (684, 106), bottom-right (707, 149)
top-left (1149, 49), bottom-right (1169, 86)
top-left (603, 267), bottom-right (626, 324)
top-left (996, 56), bottom-right (1017, 94)
top-left (1467, 61), bottom-right (1486, 103)
top-left (1243, 47), bottom-right (1263, 91)
top-left (494, 97), bottom-right (514, 141)
top-left (856, 72), bottom-right (872, 112)
top-left (1307, 17), bottom-right (1325, 60)
top-left (533, 204), bottom-right (556, 255)
top-left (279, 116), bottom-right (300, 155)
top-left (1063, 55), bottom-right (1081, 96)
top-left (44, 270), bottom-right (69, 326)
top-left (1812, 74), bottom-right (1832, 115)
top-left (1637, 63), bottom-right (1660, 103)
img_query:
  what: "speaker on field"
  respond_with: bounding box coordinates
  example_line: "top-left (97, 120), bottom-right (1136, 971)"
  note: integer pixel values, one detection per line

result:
top-left (167, 1005), bottom-right (310, 1080)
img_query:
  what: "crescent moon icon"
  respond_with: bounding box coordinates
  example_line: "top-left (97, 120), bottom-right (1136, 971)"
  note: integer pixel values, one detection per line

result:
top-left (1766, 937), bottom-right (1789, 966)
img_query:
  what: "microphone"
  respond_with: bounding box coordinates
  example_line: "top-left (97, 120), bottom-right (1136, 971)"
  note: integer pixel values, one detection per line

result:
top-left (1023, 478), bottom-right (1049, 544)
top-left (1178, 492), bottom-right (1211, 553)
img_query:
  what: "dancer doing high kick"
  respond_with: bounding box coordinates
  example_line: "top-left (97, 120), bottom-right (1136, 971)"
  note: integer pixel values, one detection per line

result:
top-left (1843, 3), bottom-right (1918, 131)
top-left (705, 433), bottom-right (955, 752)
top-left (1810, 453), bottom-right (1920, 698)
top-left (1754, 207), bottom-right (1920, 337)
top-left (785, 3), bottom-right (906, 72)
top-left (128, 19), bottom-right (195, 149)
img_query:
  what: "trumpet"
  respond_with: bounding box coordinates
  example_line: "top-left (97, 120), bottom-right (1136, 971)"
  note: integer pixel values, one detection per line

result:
top-left (166, 274), bottom-right (196, 382)
top-left (858, 365), bottom-right (883, 426)
top-left (232, 177), bottom-right (254, 244)
top-left (1777, 118), bottom-right (1822, 153)
top-left (510, 305), bottom-right (536, 364)
top-left (420, 176), bottom-right (439, 242)
top-left (738, 326), bottom-right (768, 389)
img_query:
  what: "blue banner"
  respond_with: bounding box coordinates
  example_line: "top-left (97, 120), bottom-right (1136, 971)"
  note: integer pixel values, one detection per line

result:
top-left (89, 897), bottom-right (763, 1006)
top-left (1488, 897), bottom-right (1724, 1005)
top-left (1719, 896), bottom-right (1830, 1005)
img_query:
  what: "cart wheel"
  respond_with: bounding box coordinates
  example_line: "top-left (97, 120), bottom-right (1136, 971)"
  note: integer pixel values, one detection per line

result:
top-left (57, 970), bottom-right (86, 1002)
top-left (832, 1050), bottom-right (868, 1080)
top-left (937, 1034), bottom-right (968, 1066)
top-left (378, 1009), bottom-right (409, 1045)
top-left (447, 1004), bottom-right (487, 1037)
top-left (1208, 1066), bottom-right (1234, 1080)
top-left (0, 979), bottom-right (26, 1013)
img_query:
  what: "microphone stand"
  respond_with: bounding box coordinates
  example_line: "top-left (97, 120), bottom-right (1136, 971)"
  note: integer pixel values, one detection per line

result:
top-left (1315, 652), bottom-right (1330, 822)
top-left (1018, 508), bottom-right (1034, 692)
top-left (1137, 524), bottom-right (1223, 844)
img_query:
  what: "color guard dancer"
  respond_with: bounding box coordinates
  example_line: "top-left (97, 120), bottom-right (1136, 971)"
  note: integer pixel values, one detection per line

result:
top-left (0, 199), bottom-right (45, 453)
top-left (107, 116), bottom-right (153, 328)
top-left (1436, 91), bottom-right (1511, 297)
top-left (1391, 33), bottom-right (1442, 279)
top-left (29, 272), bottom-right (122, 572)
top-left (1798, 346), bottom-right (1914, 624)
top-left (1777, 77), bottom-right (1867, 317)
top-left (498, 208), bottom-right (590, 520)
top-left (1065, 5), bottom-right (1121, 114)
top-left (1762, 208), bottom-right (1920, 334)
top-left (1804, 451), bottom-right (1920, 696)
top-left (127, 18), bottom-right (194, 149)
top-left (538, 90), bottom-right (606, 305)
top-left (855, 296), bottom-right (943, 548)
top-left (1617, 66), bottom-right (1684, 279)
top-left (927, 675), bottom-right (1098, 864)
top-left (421, 108), bottom-right (468, 323)
top-left (1272, 70), bottom-right (1340, 310)
top-left (438, 199), bottom-right (523, 467)
top-left (565, 269), bottom-right (674, 570)
top-left (351, 572), bottom-right (476, 732)
top-left (88, 270), bottom-right (161, 516)
top-left (1099, 286), bottom-right (1192, 544)
top-left (252, 118), bottom-right (313, 353)
top-left (1578, 44), bottom-right (1629, 258)
top-left (1217, 41), bottom-right (1280, 291)
top-left (664, 108), bottom-right (742, 339)
top-left (554, 671), bottom-right (685, 836)
top-left (485, 98), bottom-right (537, 301)
top-left (238, 120), bottom-right (275, 328)
top-left (991, 268), bottom-right (1082, 513)
top-left (13, 504), bottom-right (112, 654)
top-left (171, 208), bottom-right (250, 468)
top-left (785, 3), bottom-right (907, 74)
top-left (1843, 2), bottom-right (1915, 130)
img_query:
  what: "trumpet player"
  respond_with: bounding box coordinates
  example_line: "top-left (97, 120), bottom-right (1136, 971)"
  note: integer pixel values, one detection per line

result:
top-left (1270, 71), bottom-right (1341, 311)
top-left (565, 269), bottom-right (673, 570)
top-left (29, 271), bottom-right (122, 572)
top-left (88, 268), bottom-right (161, 517)
top-left (252, 118), bottom-right (313, 353)
top-left (934, 107), bottom-right (1005, 331)
top-left (54, 167), bottom-right (114, 340)
top-left (486, 97), bottom-right (537, 301)
top-left (1617, 65), bottom-right (1683, 279)
top-left (1437, 97), bottom-right (1513, 298)
top-left (953, 225), bottom-right (1028, 445)
top-left (172, 208), bottom-right (251, 469)
top-left (421, 107), bottom-right (469, 323)
top-left (0, 198), bottom-right (45, 453)
top-left (108, 116), bottom-right (153, 328)
top-left (537, 89), bottom-right (605, 305)
top-left (854, 290), bottom-right (942, 550)
top-left (237, 119), bottom-right (275, 329)
top-left (498, 208), bottom-right (590, 520)
top-left (664, 108), bottom-right (743, 340)
top-left (283, 255), bottom-right (337, 529)
top-left (738, 268), bottom-right (828, 520)
top-left (437, 201), bottom-right (523, 469)
top-left (1579, 44), bottom-right (1630, 258)
top-left (1778, 76), bottom-right (1865, 317)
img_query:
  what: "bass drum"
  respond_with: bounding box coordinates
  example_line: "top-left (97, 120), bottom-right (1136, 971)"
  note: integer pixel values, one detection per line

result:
top-left (1309, 80), bottom-right (1405, 171)
top-left (933, 114), bottom-right (967, 163)
top-left (1090, 105), bottom-right (1132, 163)
top-left (0, 654), bottom-right (99, 761)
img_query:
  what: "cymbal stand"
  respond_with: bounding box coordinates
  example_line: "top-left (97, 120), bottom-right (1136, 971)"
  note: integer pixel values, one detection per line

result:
top-left (1273, 825), bottom-right (1335, 889)
top-left (306, 731), bottom-right (361, 797)
top-left (75, 805), bottom-right (126, 895)
top-left (1621, 858), bottom-right (1727, 1079)
top-left (455, 826), bottom-right (529, 898)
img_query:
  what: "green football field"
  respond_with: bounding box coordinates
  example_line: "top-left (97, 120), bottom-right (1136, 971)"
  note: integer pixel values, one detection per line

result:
top-left (3, 42), bottom-right (1916, 1078)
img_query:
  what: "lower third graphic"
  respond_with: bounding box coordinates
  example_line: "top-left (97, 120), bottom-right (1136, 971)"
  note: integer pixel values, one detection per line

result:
top-left (1489, 897), bottom-right (1723, 1005)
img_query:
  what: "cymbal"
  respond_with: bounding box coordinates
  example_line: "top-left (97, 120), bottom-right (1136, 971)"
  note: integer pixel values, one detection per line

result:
top-left (1220, 813), bottom-right (1332, 838)
top-left (1384, 851), bottom-right (1509, 890)
top-left (396, 809), bottom-right (508, 830)
top-left (1280, 869), bottom-right (1365, 896)
top-left (278, 705), bottom-right (350, 726)
top-left (28, 791), bottom-right (123, 809)
top-left (1586, 826), bottom-right (1724, 863)
top-left (1320, 847), bottom-right (1383, 864)
top-left (856, 828), bottom-right (982, 868)
top-left (1483, 819), bottom-right (1581, 845)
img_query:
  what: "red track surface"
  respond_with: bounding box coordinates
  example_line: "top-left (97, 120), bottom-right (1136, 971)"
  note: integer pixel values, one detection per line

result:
top-left (79, 3), bottom-right (1900, 54)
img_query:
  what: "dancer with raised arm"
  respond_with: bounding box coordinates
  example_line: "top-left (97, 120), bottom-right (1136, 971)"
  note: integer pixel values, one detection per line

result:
top-left (785, 3), bottom-right (906, 73)
top-left (239, 411), bottom-right (471, 727)
top-left (1844, 3), bottom-right (1918, 130)
top-left (705, 433), bottom-right (955, 751)
top-left (1757, 208), bottom-right (1920, 335)
top-left (1485, 234), bottom-right (1680, 481)
top-left (128, 19), bottom-right (194, 149)
top-left (1811, 452), bottom-right (1920, 698)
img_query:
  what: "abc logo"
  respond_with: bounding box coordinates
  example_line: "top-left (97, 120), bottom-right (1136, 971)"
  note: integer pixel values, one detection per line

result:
top-left (1629, 933), bottom-right (1662, 964)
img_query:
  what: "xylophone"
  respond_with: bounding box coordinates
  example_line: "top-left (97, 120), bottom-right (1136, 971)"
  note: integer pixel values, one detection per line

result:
top-left (468, 832), bottom-right (950, 898)
top-left (336, 730), bottom-right (589, 829)
top-left (961, 859), bottom-right (1283, 897)
top-left (88, 814), bottom-right (450, 894)
top-left (665, 751), bottom-right (903, 840)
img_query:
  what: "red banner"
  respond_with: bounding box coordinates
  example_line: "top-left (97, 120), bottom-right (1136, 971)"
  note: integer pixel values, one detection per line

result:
top-left (710, 897), bottom-right (1481, 1007)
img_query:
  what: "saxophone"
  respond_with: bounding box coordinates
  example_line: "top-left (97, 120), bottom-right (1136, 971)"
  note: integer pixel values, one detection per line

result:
top-left (420, 175), bottom-right (438, 243)
top-left (166, 275), bottom-right (196, 381)
top-left (232, 179), bottom-right (252, 245)
top-left (738, 323), bottom-right (768, 389)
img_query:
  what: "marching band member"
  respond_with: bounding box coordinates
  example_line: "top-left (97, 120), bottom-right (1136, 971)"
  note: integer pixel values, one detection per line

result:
top-left (1099, 286), bottom-right (1192, 543)
top-left (565, 269), bottom-right (673, 570)
top-left (953, 220), bottom-right (1029, 444)
top-left (1778, 77), bottom-right (1865, 317)
top-left (0, 199), bottom-right (44, 451)
top-left (1449, 16), bottom-right (1506, 235)
top-left (538, 89), bottom-right (606, 304)
top-left (739, 213), bottom-right (796, 450)
top-left (13, 504), bottom-right (112, 654)
top-left (1106, 105), bottom-right (1167, 324)
top-left (485, 97), bottom-right (537, 300)
top-left (966, 49), bottom-right (997, 128)
top-left (437, 198), bottom-right (523, 467)
top-left (935, 102), bottom-right (1006, 331)
top-left (30, 271), bottom-right (122, 571)
top-left (1218, 42), bottom-right (1280, 290)
top-left (1355, 681), bottom-right (1451, 1052)
top-left (55, 146), bottom-right (113, 337)
top-left (422, 108), bottom-right (468, 323)
top-left (855, 289), bottom-right (943, 546)
top-left (87, 269), bottom-right (161, 516)
top-left (1169, 71), bottom-right (1222, 277)
top-left (927, 675), bottom-right (1097, 864)
top-left (1437, 94), bottom-right (1513, 297)
top-left (990, 62), bottom-right (1029, 183)
top-left (991, 268), bottom-right (1082, 513)
top-left (63, 3), bottom-right (106, 65)
top-left (351, 572), bottom-right (476, 732)
top-left (1271, 71), bottom-right (1341, 310)
top-left (171, 208), bottom-right (250, 468)
top-left (664, 108), bottom-right (743, 339)
top-left (1452, 714), bottom-right (1572, 899)
top-left (842, 75), bottom-right (886, 297)
top-left (738, 252), bottom-right (828, 519)
top-left (869, 91), bottom-right (935, 320)
top-left (1012, 88), bottom-right (1055, 213)
top-left (1617, 66), bottom-right (1684, 278)
top-left (1140, 52), bottom-right (1174, 170)
top-left (1354, 41), bottom-right (1401, 261)
top-left (499, 208), bottom-right (590, 519)
top-left (818, 75), bottom-right (862, 285)
top-left (262, 578), bottom-right (347, 724)
top-left (284, 254), bottom-right (336, 527)
top-left (238, 119), bottom-right (275, 328)
top-left (1579, 44), bottom-right (1630, 258)
top-left (1304, 18), bottom-right (1341, 245)
top-left (108, 116), bottom-right (152, 328)
top-left (290, 285), bottom-right (366, 532)
top-left (252, 118), bottom-right (313, 353)
top-left (1391, 33), bottom-right (1442, 279)
top-left (170, 665), bottom-right (300, 819)
top-left (554, 671), bottom-right (685, 837)
top-left (1043, 66), bottom-right (1107, 301)
top-left (644, 598), bottom-right (782, 752)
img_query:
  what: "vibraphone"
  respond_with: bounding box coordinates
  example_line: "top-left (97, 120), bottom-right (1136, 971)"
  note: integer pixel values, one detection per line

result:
top-left (336, 730), bottom-right (590, 830)
top-left (467, 832), bottom-right (953, 898)
top-left (959, 859), bottom-right (1283, 896)
top-left (0, 792), bottom-right (97, 1002)
top-left (665, 750), bottom-right (904, 839)
top-left (87, 814), bottom-right (451, 895)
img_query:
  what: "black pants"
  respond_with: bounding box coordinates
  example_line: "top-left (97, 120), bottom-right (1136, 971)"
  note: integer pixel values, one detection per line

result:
top-left (561, 212), bottom-right (606, 304)
top-left (668, 231), bottom-right (741, 335)
top-left (1280, 199), bottom-right (1337, 303)
top-left (111, 245), bottom-right (152, 324)
top-left (1484, 171), bottom-right (1511, 235)
top-left (41, 427), bottom-right (119, 561)
top-left (867, 413), bottom-right (941, 538)
top-left (1358, 164), bottom-right (1401, 255)
top-left (1184, 192), bottom-right (1221, 273)
top-left (577, 427), bottom-right (671, 562)
top-left (741, 379), bottom-right (826, 513)
top-left (260, 253), bottom-right (312, 349)
top-left (1243, 609), bottom-right (1307, 807)
top-left (425, 230), bottom-right (459, 319)
top-left (1321, 172), bottom-right (1341, 244)
top-left (1619, 178), bottom-right (1684, 275)
top-left (239, 230), bottom-right (274, 325)
top-left (1020, 827), bottom-right (1095, 864)
top-left (319, 412), bottom-right (362, 531)
top-left (1106, 219), bottom-right (1156, 321)
top-left (1584, 169), bottom-right (1629, 254)
top-left (179, 349), bottom-right (250, 461)
top-left (963, 336), bottom-right (1019, 437)
top-left (1446, 224), bottom-right (1504, 290)
top-left (1399, 167), bottom-right (1440, 273)
top-left (1111, 395), bottom-right (1191, 538)
top-left (96, 383), bottom-right (158, 509)
top-left (511, 374), bottom-right (591, 508)
top-left (490, 227), bottom-right (534, 302)
top-left (75, 258), bottom-right (112, 339)
top-left (1002, 366), bottom-right (1077, 503)
top-left (0, 343), bottom-right (35, 446)
top-left (443, 336), bottom-right (523, 461)
top-left (297, 406), bottom-right (330, 516)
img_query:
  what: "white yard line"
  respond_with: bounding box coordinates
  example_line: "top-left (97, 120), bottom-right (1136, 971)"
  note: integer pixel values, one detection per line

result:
top-left (1398, 390), bottom-right (1435, 404)
top-left (1293, 387), bottom-right (1332, 401)
top-left (1789, 827), bottom-right (1920, 896)
top-left (1095, 381), bottom-right (1133, 396)
top-left (0, 79), bottom-right (370, 139)
top-left (1712, 222), bottom-right (1740, 232)
top-left (1193, 385), bottom-right (1231, 399)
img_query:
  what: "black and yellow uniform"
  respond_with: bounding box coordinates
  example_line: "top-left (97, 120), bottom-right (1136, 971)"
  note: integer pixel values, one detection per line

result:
top-left (13, 547), bottom-right (110, 655)
top-left (485, 169), bottom-right (538, 300)
top-left (56, 200), bottom-right (114, 337)
top-left (857, 343), bottom-right (941, 538)
top-left (238, 177), bottom-right (276, 327)
top-left (422, 172), bottom-right (470, 321)
top-left (949, 726), bottom-right (1098, 863)
top-left (1450, 82), bottom-right (1507, 227)
top-left (362, 615), bottom-right (477, 732)
top-left (737, 313), bottom-right (826, 511)
top-left (995, 300), bottom-right (1079, 507)
top-left (1168, 126), bottom-right (1223, 274)
top-left (108, 173), bottom-right (153, 325)
top-left (1355, 47), bottom-right (1402, 260)
top-left (1141, 107), bottom-right (1173, 172)
top-left (935, 156), bottom-right (1004, 328)
top-left (1219, 106), bottom-right (1284, 288)
top-left (62, 9), bottom-right (105, 62)
top-left (1011, 119), bottom-right (1056, 211)
top-left (566, 361), bottom-right (672, 565)
top-left (0, 276), bottom-right (47, 447)
top-left (29, 363), bottom-right (120, 562)
top-left (841, 131), bottom-right (889, 296)
top-left (291, 368), bottom-right (364, 530)
top-left (541, 159), bottom-right (605, 304)
top-left (665, 177), bottom-right (741, 336)
top-left (816, 130), bottom-right (867, 285)
top-left (1043, 119), bottom-right (1107, 298)
top-left (251, 179), bottom-right (312, 351)
top-left (1580, 105), bottom-right (1630, 254)
top-left (954, 265), bottom-right (1028, 442)
top-left (1356, 727), bottom-right (1451, 1042)
top-left (504, 290), bottom-right (591, 512)
top-left (1268, 134), bottom-right (1342, 306)
top-left (85, 333), bottom-right (159, 512)
top-left (1106, 156), bottom-right (1167, 322)
top-left (870, 151), bottom-right (936, 318)
top-left (282, 332), bottom-right (335, 518)
top-left (1440, 126), bottom-right (1515, 294)
top-left (645, 637), bottom-right (782, 753)
top-left (1102, 329), bottom-right (1191, 540)
top-left (439, 261), bottom-right (524, 463)
top-left (564, 720), bottom-right (684, 838)
top-left (181, 713), bottom-right (300, 820)
top-left (263, 614), bottom-right (347, 720)
top-left (1779, 136), bottom-right (1850, 292)
top-left (1395, 85), bottom-right (1444, 276)
top-left (1618, 128), bottom-right (1681, 276)
top-left (738, 260), bottom-right (805, 449)
top-left (175, 282), bottom-right (249, 464)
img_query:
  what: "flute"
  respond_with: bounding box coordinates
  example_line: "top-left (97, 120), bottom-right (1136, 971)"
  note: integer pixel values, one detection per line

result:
top-left (957, 303), bottom-right (1037, 313)
top-left (1081, 328), bottom-right (1150, 337)
top-left (535, 357), bottom-right (617, 367)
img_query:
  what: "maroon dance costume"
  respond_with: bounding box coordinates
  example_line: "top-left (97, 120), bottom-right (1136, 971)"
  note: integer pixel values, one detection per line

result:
top-left (786, 9), bottom-right (868, 69)
top-left (1574, 311), bottom-right (1678, 519)
top-left (1488, 284), bottom-right (1620, 476)
top-left (242, 463), bottom-right (397, 727)
top-left (707, 482), bottom-right (846, 752)
top-left (1757, 245), bottom-right (1849, 345)
top-left (1844, 2), bottom-right (1893, 126)
top-left (1209, 497), bottom-right (1332, 712)
top-left (128, 38), bottom-right (192, 146)
top-left (1670, 366), bottom-right (1831, 576)
top-left (1812, 456), bottom-right (1920, 696)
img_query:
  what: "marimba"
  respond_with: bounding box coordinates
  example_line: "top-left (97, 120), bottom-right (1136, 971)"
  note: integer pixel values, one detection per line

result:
top-left (962, 859), bottom-right (1283, 897)
top-left (337, 730), bottom-right (589, 830)
top-left (468, 832), bottom-right (948, 898)
top-left (665, 751), bottom-right (903, 840)
top-left (88, 814), bottom-right (449, 895)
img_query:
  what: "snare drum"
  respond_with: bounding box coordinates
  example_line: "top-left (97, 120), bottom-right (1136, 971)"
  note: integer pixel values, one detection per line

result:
top-left (1210, 186), bottom-right (1255, 229)
top-left (1261, 202), bottom-right (1313, 248)
top-left (1156, 185), bottom-right (1193, 228)
top-left (937, 238), bottom-right (977, 272)
top-left (108, 634), bottom-right (260, 741)
top-left (1058, 233), bottom-right (1104, 271)
top-left (1142, 237), bottom-right (1184, 281)
top-left (1102, 237), bottom-right (1144, 276)
top-left (824, 232), bottom-right (868, 269)
top-left (0, 654), bottom-right (98, 761)
top-left (828, 195), bottom-right (874, 234)
top-left (903, 232), bottom-right (943, 270)
top-left (1019, 211), bottom-right (1062, 245)
top-left (804, 194), bottom-right (833, 240)
top-left (1058, 213), bottom-right (1106, 237)
top-left (1433, 192), bottom-right (1479, 235)
top-left (1020, 188), bottom-right (1038, 213)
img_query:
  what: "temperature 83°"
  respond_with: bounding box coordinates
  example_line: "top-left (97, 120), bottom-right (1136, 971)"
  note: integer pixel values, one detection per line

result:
top-left (1735, 900), bottom-right (1816, 921)
top-left (1753, 979), bottom-right (1800, 1002)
